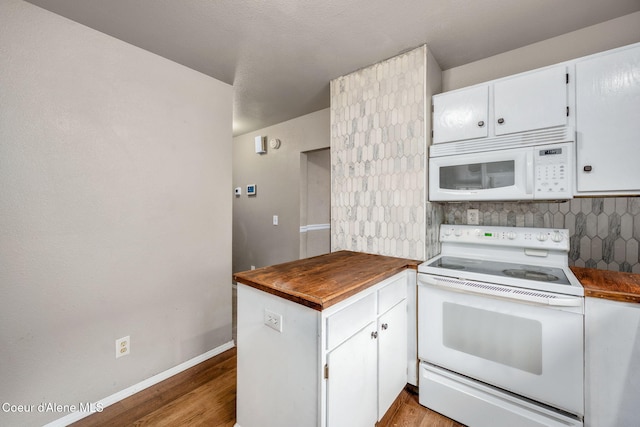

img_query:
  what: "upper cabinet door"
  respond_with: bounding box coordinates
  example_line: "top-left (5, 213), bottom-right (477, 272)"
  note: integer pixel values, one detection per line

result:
top-left (575, 45), bottom-right (640, 194)
top-left (433, 85), bottom-right (488, 144)
top-left (494, 66), bottom-right (568, 135)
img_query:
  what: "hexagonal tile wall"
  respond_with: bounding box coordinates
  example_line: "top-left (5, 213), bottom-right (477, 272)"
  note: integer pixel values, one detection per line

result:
top-left (441, 198), bottom-right (640, 273)
top-left (330, 46), bottom-right (441, 260)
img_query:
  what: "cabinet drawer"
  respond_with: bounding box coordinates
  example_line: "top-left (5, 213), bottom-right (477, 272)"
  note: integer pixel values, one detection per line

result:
top-left (326, 293), bottom-right (375, 350)
top-left (378, 274), bottom-right (407, 314)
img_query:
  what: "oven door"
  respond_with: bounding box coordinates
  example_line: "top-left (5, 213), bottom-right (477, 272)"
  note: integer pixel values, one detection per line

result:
top-left (429, 146), bottom-right (532, 201)
top-left (418, 274), bottom-right (584, 416)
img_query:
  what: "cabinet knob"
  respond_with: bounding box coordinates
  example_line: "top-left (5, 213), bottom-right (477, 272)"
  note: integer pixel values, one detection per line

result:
top-left (371, 331), bottom-right (378, 339)
top-left (497, 118), bottom-right (505, 124)
top-left (583, 165), bottom-right (593, 172)
top-left (381, 323), bottom-right (389, 330)
top-left (477, 121), bottom-right (485, 127)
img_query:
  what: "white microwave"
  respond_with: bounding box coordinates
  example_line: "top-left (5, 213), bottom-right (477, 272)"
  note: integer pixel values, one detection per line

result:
top-left (429, 142), bottom-right (573, 201)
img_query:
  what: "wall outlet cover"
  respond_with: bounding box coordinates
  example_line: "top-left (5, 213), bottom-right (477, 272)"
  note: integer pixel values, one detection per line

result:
top-left (467, 209), bottom-right (480, 225)
top-left (116, 336), bottom-right (130, 358)
top-left (264, 309), bottom-right (282, 333)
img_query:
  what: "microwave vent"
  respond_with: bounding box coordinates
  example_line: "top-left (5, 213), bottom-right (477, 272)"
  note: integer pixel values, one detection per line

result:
top-left (430, 126), bottom-right (575, 157)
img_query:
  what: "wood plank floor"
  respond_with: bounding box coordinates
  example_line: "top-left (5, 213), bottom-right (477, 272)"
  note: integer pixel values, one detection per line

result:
top-left (71, 347), bottom-right (463, 426)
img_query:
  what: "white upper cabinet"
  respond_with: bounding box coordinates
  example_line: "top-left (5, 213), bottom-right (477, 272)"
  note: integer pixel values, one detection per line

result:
top-left (433, 85), bottom-right (488, 144)
top-left (432, 65), bottom-right (569, 145)
top-left (494, 66), bottom-right (568, 136)
top-left (575, 43), bottom-right (640, 194)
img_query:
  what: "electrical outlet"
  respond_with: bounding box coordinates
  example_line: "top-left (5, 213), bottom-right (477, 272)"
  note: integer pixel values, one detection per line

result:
top-left (467, 209), bottom-right (480, 225)
top-left (251, 265), bottom-right (256, 270)
top-left (273, 215), bottom-right (278, 226)
top-left (116, 336), bottom-right (130, 358)
top-left (264, 309), bottom-right (283, 333)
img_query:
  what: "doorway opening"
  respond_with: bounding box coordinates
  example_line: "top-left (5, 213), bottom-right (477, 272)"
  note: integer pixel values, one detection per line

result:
top-left (300, 147), bottom-right (330, 258)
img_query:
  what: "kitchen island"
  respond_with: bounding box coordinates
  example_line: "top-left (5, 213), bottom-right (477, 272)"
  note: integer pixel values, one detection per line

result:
top-left (233, 251), bottom-right (419, 427)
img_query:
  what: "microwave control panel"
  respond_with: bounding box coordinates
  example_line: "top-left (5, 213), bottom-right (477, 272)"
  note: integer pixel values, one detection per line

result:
top-left (533, 143), bottom-right (572, 198)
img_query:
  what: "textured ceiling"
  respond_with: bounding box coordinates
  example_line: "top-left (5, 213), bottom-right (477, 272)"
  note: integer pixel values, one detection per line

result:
top-left (25, 0), bottom-right (640, 136)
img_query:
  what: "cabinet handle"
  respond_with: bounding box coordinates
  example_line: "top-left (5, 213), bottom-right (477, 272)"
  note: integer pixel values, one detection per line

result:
top-left (583, 165), bottom-right (593, 172)
top-left (497, 118), bottom-right (505, 124)
top-left (371, 331), bottom-right (378, 339)
top-left (477, 121), bottom-right (485, 127)
top-left (381, 323), bottom-right (389, 330)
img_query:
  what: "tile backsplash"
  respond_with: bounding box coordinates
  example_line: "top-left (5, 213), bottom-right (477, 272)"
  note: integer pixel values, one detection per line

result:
top-left (442, 197), bottom-right (640, 273)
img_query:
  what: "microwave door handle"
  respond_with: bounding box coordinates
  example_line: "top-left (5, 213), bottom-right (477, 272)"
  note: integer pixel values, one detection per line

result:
top-left (525, 151), bottom-right (534, 195)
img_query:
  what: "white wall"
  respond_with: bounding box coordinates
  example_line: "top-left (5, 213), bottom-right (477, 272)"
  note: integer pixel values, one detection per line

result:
top-left (0, 1), bottom-right (233, 425)
top-left (443, 11), bottom-right (640, 91)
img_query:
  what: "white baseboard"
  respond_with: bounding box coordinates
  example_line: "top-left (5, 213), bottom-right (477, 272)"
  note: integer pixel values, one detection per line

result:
top-left (44, 340), bottom-right (236, 427)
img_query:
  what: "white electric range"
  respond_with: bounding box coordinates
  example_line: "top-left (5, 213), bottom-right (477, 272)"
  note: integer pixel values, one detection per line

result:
top-left (418, 224), bottom-right (584, 427)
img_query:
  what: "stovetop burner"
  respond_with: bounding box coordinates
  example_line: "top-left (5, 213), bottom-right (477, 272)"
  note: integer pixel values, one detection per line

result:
top-left (438, 263), bottom-right (466, 270)
top-left (427, 256), bottom-right (571, 285)
top-left (502, 269), bottom-right (560, 282)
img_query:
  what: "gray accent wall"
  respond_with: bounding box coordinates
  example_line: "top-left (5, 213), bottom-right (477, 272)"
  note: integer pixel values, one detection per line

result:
top-left (232, 109), bottom-right (330, 273)
top-left (1, 1), bottom-right (232, 425)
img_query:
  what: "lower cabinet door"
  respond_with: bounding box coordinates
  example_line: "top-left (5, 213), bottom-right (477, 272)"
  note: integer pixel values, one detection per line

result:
top-left (326, 322), bottom-right (377, 427)
top-left (378, 299), bottom-right (408, 420)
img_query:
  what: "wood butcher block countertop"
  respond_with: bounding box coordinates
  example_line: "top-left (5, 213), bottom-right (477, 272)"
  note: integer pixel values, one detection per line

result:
top-left (571, 266), bottom-right (640, 304)
top-left (233, 251), bottom-right (420, 311)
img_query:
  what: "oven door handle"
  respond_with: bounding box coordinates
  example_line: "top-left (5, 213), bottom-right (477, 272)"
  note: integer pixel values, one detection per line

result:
top-left (419, 275), bottom-right (583, 308)
top-left (547, 297), bottom-right (583, 307)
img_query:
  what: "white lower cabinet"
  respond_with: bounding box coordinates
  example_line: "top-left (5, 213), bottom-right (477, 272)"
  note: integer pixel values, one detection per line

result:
top-left (377, 299), bottom-right (408, 420)
top-left (585, 297), bottom-right (640, 427)
top-left (326, 297), bottom-right (408, 427)
top-left (236, 270), bottom-right (411, 427)
top-left (326, 322), bottom-right (378, 427)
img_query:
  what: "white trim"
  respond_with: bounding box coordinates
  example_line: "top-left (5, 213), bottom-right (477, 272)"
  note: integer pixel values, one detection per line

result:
top-left (299, 223), bottom-right (330, 233)
top-left (44, 340), bottom-right (236, 427)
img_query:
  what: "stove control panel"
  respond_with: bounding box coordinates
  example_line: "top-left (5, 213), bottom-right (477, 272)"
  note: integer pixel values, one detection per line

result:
top-left (440, 225), bottom-right (569, 250)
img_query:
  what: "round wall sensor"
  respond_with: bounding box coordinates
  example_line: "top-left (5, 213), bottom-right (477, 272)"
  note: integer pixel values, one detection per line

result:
top-left (269, 138), bottom-right (281, 149)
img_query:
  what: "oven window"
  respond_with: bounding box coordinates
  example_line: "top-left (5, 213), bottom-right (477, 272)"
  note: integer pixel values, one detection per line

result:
top-left (439, 160), bottom-right (515, 190)
top-left (442, 302), bottom-right (542, 374)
